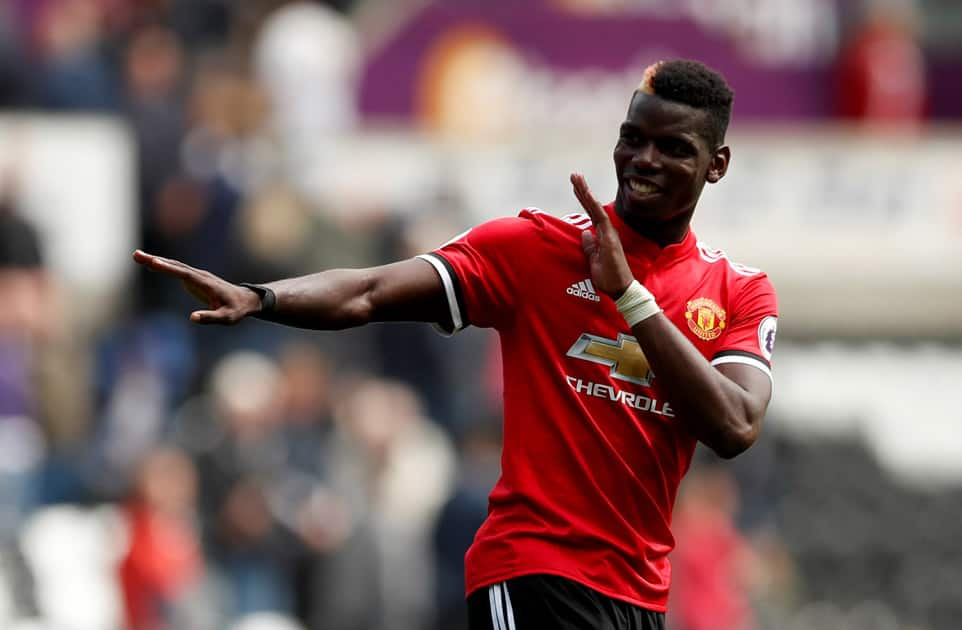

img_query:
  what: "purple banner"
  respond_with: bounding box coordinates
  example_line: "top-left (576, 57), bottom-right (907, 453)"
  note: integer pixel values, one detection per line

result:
top-left (358, 1), bottom-right (838, 123)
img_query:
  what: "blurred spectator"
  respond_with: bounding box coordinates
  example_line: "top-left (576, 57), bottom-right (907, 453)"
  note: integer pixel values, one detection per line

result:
top-left (0, 166), bottom-right (91, 459)
top-left (668, 463), bottom-right (758, 630)
top-left (432, 416), bottom-right (502, 630)
top-left (136, 50), bottom-right (266, 315)
top-left (35, 0), bottom-right (117, 110)
top-left (0, 171), bottom-right (54, 341)
top-left (0, 4), bottom-right (29, 107)
top-left (139, 173), bottom-right (236, 311)
top-left (187, 351), bottom-right (299, 619)
top-left (272, 342), bottom-right (356, 626)
top-left (123, 25), bottom-right (187, 224)
top-left (0, 170), bottom-right (55, 539)
top-left (332, 377), bottom-right (456, 630)
top-left (229, 184), bottom-right (375, 283)
top-left (836, 0), bottom-right (927, 123)
top-left (118, 446), bottom-right (210, 630)
top-left (252, 1), bottom-right (359, 169)
top-left (275, 343), bottom-right (335, 478)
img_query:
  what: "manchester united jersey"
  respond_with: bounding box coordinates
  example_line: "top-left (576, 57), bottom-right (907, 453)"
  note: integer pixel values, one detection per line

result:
top-left (417, 203), bottom-right (778, 612)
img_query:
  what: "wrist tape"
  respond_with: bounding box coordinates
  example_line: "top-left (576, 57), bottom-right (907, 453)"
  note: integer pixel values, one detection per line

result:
top-left (615, 279), bottom-right (661, 327)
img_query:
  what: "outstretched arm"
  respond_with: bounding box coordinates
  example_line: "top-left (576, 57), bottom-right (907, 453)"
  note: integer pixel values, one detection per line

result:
top-left (132, 250), bottom-right (451, 330)
top-left (570, 173), bottom-right (771, 459)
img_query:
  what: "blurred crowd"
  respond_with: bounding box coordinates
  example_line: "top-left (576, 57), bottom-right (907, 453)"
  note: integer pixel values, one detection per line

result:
top-left (0, 1), bottom-right (503, 629)
top-left (0, 1), bottom-right (956, 630)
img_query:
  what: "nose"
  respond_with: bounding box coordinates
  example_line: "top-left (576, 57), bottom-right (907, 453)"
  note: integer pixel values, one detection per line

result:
top-left (631, 141), bottom-right (660, 170)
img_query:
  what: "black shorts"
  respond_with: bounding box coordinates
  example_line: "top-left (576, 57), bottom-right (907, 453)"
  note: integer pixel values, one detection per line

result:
top-left (466, 574), bottom-right (666, 630)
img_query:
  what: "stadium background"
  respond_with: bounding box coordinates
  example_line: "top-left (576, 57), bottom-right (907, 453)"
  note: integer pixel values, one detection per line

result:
top-left (0, 0), bottom-right (960, 629)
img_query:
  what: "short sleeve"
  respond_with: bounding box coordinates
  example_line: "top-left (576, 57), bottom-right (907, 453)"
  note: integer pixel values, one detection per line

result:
top-left (417, 213), bottom-right (541, 333)
top-left (710, 274), bottom-right (778, 383)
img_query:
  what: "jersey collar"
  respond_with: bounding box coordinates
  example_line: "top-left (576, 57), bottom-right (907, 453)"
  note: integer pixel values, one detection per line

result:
top-left (604, 202), bottom-right (697, 264)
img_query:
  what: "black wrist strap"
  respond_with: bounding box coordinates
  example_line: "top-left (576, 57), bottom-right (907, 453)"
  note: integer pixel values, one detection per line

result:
top-left (238, 282), bottom-right (276, 317)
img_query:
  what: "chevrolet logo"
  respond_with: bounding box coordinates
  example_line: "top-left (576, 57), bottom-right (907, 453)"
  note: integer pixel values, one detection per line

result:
top-left (566, 333), bottom-right (653, 386)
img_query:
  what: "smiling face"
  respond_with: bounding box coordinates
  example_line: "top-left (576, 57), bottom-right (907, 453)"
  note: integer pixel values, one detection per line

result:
top-left (613, 91), bottom-right (730, 245)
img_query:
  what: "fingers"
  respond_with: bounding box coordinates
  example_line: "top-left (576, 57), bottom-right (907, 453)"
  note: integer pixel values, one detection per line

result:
top-left (581, 228), bottom-right (597, 256)
top-left (190, 308), bottom-right (241, 326)
top-left (190, 310), bottom-right (220, 325)
top-left (133, 249), bottom-right (198, 278)
top-left (134, 249), bottom-right (190, 278)
top-left (134, 250), bottom-right (243, 325)
top-left (570, 173), bottom-right (609, 228)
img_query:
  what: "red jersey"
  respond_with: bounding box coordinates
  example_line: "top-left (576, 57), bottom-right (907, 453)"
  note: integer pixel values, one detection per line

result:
top-left (417, 203), bottom-right (777, 611)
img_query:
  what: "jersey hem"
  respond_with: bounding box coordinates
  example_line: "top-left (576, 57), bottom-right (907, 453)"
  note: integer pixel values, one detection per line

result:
top-left (465, 568), bottom-right (668, 613)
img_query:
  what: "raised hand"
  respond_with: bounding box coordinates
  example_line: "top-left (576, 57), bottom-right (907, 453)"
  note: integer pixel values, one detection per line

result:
top-left (132, 250), bottom-right (262, 324)
top-left (570, 173), bottom-right (634, 298)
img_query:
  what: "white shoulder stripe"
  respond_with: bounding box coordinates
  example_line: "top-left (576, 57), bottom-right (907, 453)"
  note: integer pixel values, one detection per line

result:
top-left (696, 241), bottom-right (762, 276)
top-left (415, 254), bottom-right (464, 336)
top-left (561, 212), bottom-right (593, 230)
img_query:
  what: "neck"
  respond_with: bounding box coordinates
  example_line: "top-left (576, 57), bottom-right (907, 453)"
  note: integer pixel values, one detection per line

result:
top-left (614, 197), bottom-right (693, 248)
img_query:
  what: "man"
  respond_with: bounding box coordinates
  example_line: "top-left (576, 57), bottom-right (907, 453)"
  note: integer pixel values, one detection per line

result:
top-left (135, 59), bottom-right (777, 630)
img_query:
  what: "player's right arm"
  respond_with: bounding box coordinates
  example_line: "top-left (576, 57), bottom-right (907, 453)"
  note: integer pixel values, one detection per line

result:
top-left (131, 250), bottom-right (452, 330)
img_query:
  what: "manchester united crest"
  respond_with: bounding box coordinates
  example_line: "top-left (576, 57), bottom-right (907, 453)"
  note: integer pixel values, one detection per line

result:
top-left (685, 297), bottom-right (726, 341)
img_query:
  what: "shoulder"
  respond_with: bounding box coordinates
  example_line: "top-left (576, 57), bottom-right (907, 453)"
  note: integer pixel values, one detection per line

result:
top-left (694, 240), bottom-right (776, 303)
top-left (448, 207), bottom-right (586, 247)
top-left (525, 207), bottom-right (595, 230)
top-left (694, 241), bottom-right (766, 279)
top-left (520, 207), bottom-right (595, 240)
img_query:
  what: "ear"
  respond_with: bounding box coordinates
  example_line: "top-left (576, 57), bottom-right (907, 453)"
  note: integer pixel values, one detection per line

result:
top-left (706, 145), bottom-right (731, 184)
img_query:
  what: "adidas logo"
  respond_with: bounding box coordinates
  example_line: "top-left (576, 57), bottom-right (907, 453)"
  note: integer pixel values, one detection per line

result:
top-left (567, 279), bottom-right (601, 302)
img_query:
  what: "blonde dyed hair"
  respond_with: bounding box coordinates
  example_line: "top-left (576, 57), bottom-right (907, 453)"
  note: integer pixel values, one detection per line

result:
top-left (637, 61), bottom-right (663, 95)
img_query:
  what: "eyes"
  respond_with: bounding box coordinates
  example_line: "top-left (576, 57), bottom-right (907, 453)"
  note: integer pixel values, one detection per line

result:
top-left (618, 129), bottom-right (697, 158)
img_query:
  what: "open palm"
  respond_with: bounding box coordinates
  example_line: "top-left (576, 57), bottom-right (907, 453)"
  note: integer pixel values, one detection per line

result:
top-left (132, 250), bottom-right (260, 324)
top-left (570, 173), bottom-right (634, 298)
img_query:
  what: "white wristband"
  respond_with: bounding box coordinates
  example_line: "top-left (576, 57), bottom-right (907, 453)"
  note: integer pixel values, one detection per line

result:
top-left (615, 279), bottom-right (661, 327)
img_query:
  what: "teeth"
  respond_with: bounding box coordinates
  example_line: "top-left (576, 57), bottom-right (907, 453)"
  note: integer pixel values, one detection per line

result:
top-left (629, 180), bottom-right (657, 194)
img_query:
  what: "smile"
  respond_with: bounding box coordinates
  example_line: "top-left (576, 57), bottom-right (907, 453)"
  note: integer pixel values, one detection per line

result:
top-left (628, 180), bottom-right (660, 195)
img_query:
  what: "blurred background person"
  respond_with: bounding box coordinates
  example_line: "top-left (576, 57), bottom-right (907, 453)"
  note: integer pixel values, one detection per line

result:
top-left (432, 416), bottom-right (502, 630)
top-left (330, 377), bottom-right (455, 630)
top-left (118, 446), bottom-right (210, 630)
top-left (668, 462), bottom-right (759, 630)
top-left (835, 0), bottom-right (927, 124)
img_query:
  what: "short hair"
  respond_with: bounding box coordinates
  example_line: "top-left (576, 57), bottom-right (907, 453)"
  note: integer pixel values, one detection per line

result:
top-left (637, 59), bottom-right (734, 148)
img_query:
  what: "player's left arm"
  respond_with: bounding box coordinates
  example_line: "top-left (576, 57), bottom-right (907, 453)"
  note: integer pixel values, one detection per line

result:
top-left (573, 174), bottom-right (771, 459)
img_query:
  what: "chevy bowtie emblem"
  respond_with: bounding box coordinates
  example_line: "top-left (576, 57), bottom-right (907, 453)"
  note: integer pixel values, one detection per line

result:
top-left (566, 333), bottom-right (653, 386)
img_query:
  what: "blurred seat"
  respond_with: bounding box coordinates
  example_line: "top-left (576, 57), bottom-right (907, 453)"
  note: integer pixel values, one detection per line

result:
top-left (19, 505), bottom-right (127, 630)
top-left (230, 611), bottom-right (306, 630)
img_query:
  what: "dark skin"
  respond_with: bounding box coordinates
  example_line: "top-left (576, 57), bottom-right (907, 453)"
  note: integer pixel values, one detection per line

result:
top-left (612, 92), bottom-right (731, 247)
top-left (133, 91), bottom-right (769, 459)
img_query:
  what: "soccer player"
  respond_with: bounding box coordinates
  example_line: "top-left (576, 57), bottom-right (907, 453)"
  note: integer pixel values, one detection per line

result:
top-left (134, 59), bottom-right (777, 630)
